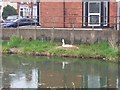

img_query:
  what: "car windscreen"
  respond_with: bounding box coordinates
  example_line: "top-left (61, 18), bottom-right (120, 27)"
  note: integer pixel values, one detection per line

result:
top-left (7, 16), bottom-right (22, 20)
top-left (7, 16), bottom-right (17, 20)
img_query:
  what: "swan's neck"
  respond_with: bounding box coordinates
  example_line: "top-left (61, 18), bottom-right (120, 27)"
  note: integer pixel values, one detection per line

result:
top-left (62, 39), bottom-right (65, 46)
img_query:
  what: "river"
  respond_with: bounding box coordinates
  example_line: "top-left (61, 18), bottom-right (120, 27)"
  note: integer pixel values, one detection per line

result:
top-left (0, 55), bottom-right (119, 89)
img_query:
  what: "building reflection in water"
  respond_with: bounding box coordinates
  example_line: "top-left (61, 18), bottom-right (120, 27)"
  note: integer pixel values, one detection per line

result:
top-left (38, 61), bottom-right (119, 88)
top-left (2, 56), bottom-right (119, 88)
top-left (10, 69), bottom-right (38, 88)
top-left (39, 61), bottom-right (119, 88)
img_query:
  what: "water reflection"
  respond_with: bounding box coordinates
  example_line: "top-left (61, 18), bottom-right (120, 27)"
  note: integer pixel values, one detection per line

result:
top-left (10, 69), bottom-right (38, 88)
top-left (1, 55), bottom-right (119, 88)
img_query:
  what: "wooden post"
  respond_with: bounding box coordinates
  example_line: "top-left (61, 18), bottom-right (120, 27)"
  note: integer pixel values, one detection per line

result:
top-left (51, 17), bottom-right (55, 42)
top-left (34, 24), bottom-right (37, 40)
top-left (16, 21), bottom-right (20, 37)
top-left (114, 17), bottom-right (116, 30)
top-left (92, 26), bottom-right (94, 31)
top-left (70, 23), bottom-right (74, 45)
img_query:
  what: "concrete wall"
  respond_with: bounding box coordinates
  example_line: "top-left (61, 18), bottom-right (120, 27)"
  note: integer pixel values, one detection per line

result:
top-left (2, 28), bottom-right (119, 45)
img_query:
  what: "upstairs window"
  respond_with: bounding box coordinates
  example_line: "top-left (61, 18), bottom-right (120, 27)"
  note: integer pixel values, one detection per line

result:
top-left (82, 1), bottom-right (109, 27)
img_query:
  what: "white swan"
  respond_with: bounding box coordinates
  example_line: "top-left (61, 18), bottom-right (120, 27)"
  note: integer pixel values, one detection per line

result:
top-left (62, 39), bottom-right (73, 47)
top-left (62, 61), bottom-right (69, 69)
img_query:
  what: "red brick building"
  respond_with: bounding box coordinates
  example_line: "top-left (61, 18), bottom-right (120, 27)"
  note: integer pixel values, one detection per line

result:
top-left (40, 0), bottom-right (119, 28)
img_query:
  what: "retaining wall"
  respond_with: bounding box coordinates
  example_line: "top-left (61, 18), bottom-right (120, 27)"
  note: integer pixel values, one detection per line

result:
top-left (2, 28), bottom-right (119, 45)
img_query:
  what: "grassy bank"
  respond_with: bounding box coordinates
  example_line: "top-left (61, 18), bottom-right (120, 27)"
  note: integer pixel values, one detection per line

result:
top-left (1, 36), bottom-right (119, 62)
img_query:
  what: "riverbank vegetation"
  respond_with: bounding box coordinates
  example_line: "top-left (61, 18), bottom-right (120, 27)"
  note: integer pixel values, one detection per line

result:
top-left (1, 36), bottom-right (119, 62)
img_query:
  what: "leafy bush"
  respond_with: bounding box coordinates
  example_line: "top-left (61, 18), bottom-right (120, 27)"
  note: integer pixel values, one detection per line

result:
top-left (2, 5), bottom-right (18, 19)
top-left (8, 36), bottom-right (22, 48)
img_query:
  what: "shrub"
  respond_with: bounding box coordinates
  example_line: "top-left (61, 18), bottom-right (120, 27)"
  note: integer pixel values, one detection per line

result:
top-left (8, 36), bottom-right (22, 48)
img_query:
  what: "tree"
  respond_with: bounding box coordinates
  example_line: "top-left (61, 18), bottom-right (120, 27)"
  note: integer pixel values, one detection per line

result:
top-left (2, 5), bottom-right (18, 19)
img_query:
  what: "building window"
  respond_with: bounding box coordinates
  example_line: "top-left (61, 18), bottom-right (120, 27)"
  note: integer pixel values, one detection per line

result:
top-left (20, 8), bottom-right (23, 17)
top-left (103, 2), bottom-right (108, 26)
top-left (83, 1), bottom-right (109, 27)
top-left (88, 2), bottom-right (101, 26)
top-left (89, 2), bottom-right (100, 13)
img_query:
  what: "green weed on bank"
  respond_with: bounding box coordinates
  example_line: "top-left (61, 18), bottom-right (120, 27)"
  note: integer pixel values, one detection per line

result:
top-left (2, 36), bottom-right (119, 62)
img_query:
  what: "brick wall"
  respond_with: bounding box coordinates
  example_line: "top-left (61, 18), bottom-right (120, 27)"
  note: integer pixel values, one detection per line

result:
top-left (40, 1), bottom-right (118, 28)
top-left (64, 2), bottom-right (82, 28)
top-left (17, 2), bottom-right (20, 14)
top-left (40, 2), bottom-right (82, 28)
top-left (109, 2), bottom-right (118, 28)
top-left (40, 2), bottom-right (64, 28)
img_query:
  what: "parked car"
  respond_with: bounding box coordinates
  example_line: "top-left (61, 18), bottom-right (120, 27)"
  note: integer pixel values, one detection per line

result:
top-left (3, 18), bottom-right (38, 28)
top-left (5, 15), bottom-right (22, 23)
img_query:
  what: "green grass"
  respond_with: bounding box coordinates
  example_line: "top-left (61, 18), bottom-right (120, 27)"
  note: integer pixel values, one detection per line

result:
top-left (23, 40), bottom-right (57, 52)
top-left (48, 42), bottom-right (118, 61)
top-left (1, 36), bottom-right (119, 62)
top-left (78, 42), bottom-right (118, 61)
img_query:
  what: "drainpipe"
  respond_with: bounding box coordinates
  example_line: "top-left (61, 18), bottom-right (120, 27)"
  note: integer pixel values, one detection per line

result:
top-left (117, 1), bottom-right (120, 30)
top-left (63, 0), bottom-right (65, 28)
top-left (0, 5), bottom-right (1, 27)
top-left (37, 0), bottom-right (40, 26)
top-left (31, 1), bottom-right (33, 19)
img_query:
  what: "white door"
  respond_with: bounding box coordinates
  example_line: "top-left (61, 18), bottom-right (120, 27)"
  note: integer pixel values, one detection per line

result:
top-left (88, 2), bottom-right (101, 26)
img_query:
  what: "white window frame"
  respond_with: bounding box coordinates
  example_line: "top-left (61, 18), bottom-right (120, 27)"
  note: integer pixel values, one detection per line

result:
top-left (103, 1), bottom-right (108, 26)
top-left (83, 2), bottom-right (86, 26)
top-left (88, 1), bottom-right (101, 26)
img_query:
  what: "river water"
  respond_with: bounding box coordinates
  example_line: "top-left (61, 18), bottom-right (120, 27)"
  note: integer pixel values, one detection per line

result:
top-left (0, 55), bottom-right (119, 89)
